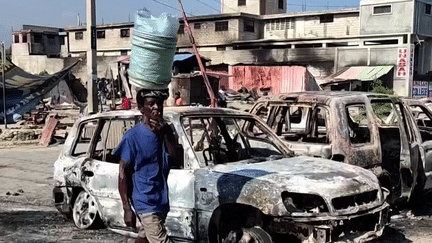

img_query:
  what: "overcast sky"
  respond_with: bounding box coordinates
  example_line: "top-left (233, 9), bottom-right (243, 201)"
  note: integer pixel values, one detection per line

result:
top-left (0, 0), bottom-right (360, 47)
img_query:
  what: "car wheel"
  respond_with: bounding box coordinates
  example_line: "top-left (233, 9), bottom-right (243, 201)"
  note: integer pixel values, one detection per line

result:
top-left (223, 227), bottom-right (273, 243)
top-left (72, 190), bottom-right (102, 229)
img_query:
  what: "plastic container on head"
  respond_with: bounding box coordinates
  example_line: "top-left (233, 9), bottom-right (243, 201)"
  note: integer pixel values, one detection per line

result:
top-left (128, 9), bottom-right (179, 90)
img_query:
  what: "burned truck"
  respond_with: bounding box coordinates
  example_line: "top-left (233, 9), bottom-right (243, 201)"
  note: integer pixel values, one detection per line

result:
top-left (250, 91), bottom-right (430, 203)
top-left (53, 107), bottom-right (389, 242)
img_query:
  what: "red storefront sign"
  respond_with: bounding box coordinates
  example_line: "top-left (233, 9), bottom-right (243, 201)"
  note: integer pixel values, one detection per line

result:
top-left (397, 48), bottom-right (408, 77)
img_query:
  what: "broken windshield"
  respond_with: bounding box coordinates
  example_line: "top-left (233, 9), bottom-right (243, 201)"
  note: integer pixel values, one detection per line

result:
top-left (181, 116), bottom-right (284, 167)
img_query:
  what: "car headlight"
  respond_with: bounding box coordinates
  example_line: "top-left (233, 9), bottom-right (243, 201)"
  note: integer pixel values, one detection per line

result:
top-left (281, 191), bottom-right (329, 214)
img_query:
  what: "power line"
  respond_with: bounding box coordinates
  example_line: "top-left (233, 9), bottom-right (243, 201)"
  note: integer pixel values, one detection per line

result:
top-left (149, 0), bottom-right (195, 16)
top-left (196, 0), bottom-right (220, 13)
top-left (211, 0), bottom-right (238, 13)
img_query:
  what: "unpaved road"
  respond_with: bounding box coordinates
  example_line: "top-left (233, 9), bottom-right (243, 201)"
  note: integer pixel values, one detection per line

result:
top-left (1, 144), bottom-right (432, 242)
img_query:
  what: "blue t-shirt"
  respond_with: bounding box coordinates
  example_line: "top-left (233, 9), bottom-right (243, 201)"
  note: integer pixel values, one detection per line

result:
top-left (114, 123), bottom-right (170, 214)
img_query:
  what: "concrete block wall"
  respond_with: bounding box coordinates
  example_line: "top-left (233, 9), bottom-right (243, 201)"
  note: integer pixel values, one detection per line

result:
top-left (177, 19), bottom-right (240, 46)
top-left (68, 26), bottom-right (133, 53)
top-left (264, 12), bottom-right (360, 40)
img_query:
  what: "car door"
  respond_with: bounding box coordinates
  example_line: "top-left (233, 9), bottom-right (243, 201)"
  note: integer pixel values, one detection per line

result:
top-left (81, 116), bottom-right (198, 240)
top-left (164, 120), bottom-right (196, 240)
top-left (406, 103), bottom-right (432, 182)
top-left (392, 101), bottom-right (420, 199)
top-left (80, 118), bottom-right (136, 229)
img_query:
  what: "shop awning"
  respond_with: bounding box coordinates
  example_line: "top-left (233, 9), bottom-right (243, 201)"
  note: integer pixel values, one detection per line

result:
top-left (324, 66), bottom-right (394, 84)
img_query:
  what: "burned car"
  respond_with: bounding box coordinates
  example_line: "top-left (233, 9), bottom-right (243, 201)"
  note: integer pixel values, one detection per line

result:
top-left (400, 98), bottom-right (432, 188)
top-left (250, 91), bottom-right (431, 203)
top-left (53, 107), bottom-right (389, 242)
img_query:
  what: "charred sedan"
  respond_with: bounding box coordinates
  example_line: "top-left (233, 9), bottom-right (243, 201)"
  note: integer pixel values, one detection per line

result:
top-left (53, 107), bottom-right (389, 242)
top-left (250, 91), bottom-right (430, 204)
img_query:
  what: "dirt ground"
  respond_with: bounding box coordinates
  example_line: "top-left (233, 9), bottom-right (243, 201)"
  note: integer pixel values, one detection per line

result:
top-left (1, 144), bottom-right (432, 242)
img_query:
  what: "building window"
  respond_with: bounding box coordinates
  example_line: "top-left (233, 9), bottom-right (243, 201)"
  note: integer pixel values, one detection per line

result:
top-left (275, 19), bottom-right (281, 30)
top-left (238, 0), bottom-right (246, 6)
top-left (244, 20), bottom-right (254, 32)
top-left (22, 34), bottom-right (27, 43)
top-left (265, 21), bottom-right (270, 31)
top-left (278, 0), bottom-right (284, 9)
top-left (426, 3), bottom-right (431, 15)
top-left (75, 32), bottom-right (83, 40)
top-left (290, 19), bottom-right (295, 29)
top-left (194, 23), bottom-right (201, 29)
top-left (14, 34), bottom-right (20, 43)
top-left (33, 34), bottom-right (43, 44)
top-left (215, 21), bottom-right (229, 31)
top-left (121, 50), bottom-right (128, 56)
top-left (48, 35), bottom-right (56, 45)
top-left (217, 46), bottom-right (226, 51)
top-left (97, 30), bottom-right (105, 39)
top-left (178, 24), bottom-right (184, 34)
top-left (120, 29), bottom-right (130, 38)
top-left (373, 5), bottom-right (391, 14)
top-left (59, 36), bottom-right (65, 45)
top-left (320, 15), bottom-right (334, 23)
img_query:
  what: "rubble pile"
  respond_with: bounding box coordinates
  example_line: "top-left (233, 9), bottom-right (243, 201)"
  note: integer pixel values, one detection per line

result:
top-left (0, 128), bottom-right (42, 141)
top-left (0, 104), bottom-right (80, 145)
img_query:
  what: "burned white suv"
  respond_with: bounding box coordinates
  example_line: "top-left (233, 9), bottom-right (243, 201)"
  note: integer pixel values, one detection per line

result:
top-left (53, 107), bottom-right (389, 242)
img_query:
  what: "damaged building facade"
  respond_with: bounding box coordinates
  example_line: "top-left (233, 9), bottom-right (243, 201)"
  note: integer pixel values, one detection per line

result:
top-left (11, 0), bottom-right (432, 97)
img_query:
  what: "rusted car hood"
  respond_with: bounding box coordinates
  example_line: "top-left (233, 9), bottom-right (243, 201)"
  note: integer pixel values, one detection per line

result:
top-left (204, 156), bottom-right (380, 201)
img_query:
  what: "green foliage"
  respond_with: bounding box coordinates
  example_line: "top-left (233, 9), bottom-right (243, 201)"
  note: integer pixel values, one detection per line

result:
top-left (371, 79), bottom-right (394, 95)
top-left (39, 70), bottom-right (49, 76)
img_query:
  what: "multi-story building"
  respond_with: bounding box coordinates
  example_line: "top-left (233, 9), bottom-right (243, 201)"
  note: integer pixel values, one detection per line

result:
top-left (176, 0), bottom-right (432, 97)
top-left (11, 0), bottom-right (432, 97)
top-left (11, 25), bottom-right (68, 74)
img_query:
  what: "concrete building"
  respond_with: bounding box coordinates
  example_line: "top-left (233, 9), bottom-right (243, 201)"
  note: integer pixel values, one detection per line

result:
top-left (11, 25), bottom-right (68, 74)
top-left (11, 0), bottom-right (432, 97)
top-left (176, 0), bottom-right (432, 97)
top-left (66, 22), bottom-right (133, 57)
top-left (65, 22), bottom-right (134, 82)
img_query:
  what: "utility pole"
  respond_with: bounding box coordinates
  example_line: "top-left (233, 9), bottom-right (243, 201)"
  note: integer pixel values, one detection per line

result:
top-left (1, 42), bottom-right (6, 128)
top-left (86, 0), bottom-right (98, 113)
top-left (177, 0), bottom-right (217, 107)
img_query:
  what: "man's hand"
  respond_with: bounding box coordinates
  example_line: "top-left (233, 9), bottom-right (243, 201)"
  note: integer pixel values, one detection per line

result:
top-left (123, 208), bottom-right (136, 227)
top-left (148, 117), bottom-right (164, 132)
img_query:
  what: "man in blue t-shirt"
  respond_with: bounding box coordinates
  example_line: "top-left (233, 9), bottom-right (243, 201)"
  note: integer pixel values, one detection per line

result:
top-left (115, 89), bottom-right (176, 243)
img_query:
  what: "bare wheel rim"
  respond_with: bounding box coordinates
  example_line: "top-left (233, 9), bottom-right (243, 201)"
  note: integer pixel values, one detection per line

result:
top-left (73, 191), bottom-right (99, 229)
top-left (223, 227), bottom-right (273, 243)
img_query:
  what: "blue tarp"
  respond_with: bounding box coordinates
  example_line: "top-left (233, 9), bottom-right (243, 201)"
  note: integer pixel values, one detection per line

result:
top-left (0, 59), bottom-right (80, 124)
top-left (173, 53), bottom-right (194, 62)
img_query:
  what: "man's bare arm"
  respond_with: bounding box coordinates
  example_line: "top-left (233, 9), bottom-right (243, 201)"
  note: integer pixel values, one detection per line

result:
top-left (119, 159), bottom-right (135, 226)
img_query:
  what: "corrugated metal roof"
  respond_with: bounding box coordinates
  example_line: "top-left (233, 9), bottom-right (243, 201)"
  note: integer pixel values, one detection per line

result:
top-left (324, 66), bottom-right (393, 83)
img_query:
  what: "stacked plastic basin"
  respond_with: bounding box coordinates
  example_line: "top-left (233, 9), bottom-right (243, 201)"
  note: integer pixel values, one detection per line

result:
top-left (129, 10), bottom-right (179, 90)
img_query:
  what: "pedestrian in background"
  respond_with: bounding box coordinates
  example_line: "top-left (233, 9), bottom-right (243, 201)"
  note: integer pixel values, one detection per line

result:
top-left (121, 91), bottom-right (131, 110)
top-left (174, 91), bottom-right (183, 106)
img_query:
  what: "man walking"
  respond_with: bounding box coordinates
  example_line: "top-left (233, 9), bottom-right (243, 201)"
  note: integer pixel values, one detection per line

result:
top-left (115, 89), bottom-right (175, 243)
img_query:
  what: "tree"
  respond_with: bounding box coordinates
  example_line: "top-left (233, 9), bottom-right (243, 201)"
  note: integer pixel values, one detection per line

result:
top-left (371, 79), bottom-right (393, 95)
top-left (39, 70), bottom-right (49, 76)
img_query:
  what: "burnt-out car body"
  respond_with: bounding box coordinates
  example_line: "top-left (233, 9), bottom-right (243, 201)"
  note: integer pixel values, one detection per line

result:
top-left (53, 107), bottom-right (389, 242)
top-left (400, 98), bottom-right (432, 188)
top-left (250, 91), bottom-right (431, 203)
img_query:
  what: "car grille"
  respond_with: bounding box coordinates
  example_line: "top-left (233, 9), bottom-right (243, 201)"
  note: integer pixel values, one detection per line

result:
top-left (332, 190), bottom-right (378, 210)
